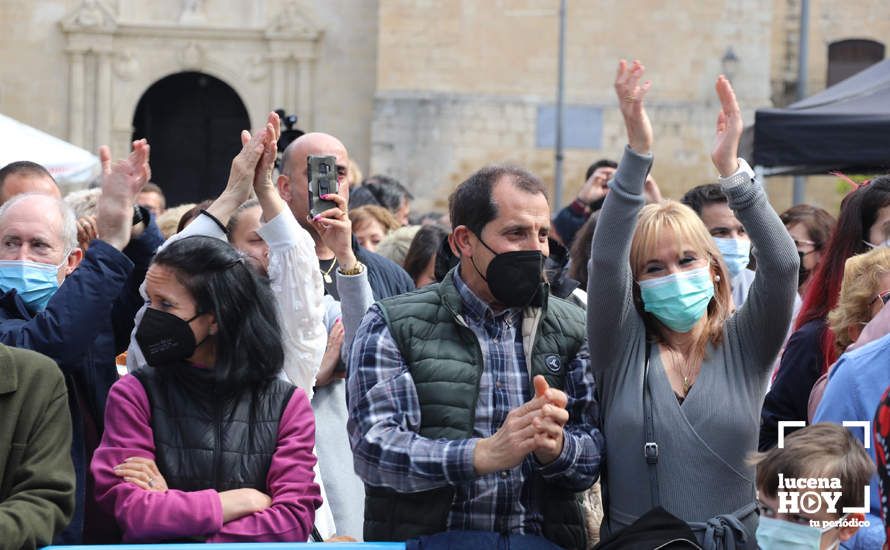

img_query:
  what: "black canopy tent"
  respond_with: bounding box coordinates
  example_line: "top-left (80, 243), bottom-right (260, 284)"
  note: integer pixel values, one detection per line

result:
top-left (752, 58), bottom-right (890, 175)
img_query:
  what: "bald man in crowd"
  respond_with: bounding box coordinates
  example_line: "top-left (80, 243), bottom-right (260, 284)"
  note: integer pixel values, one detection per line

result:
top-left (275, 133), bottom-right (413, 539)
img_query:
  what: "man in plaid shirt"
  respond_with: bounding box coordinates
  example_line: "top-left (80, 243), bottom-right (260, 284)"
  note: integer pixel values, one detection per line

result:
top-left (347, 165), bottom-right (602, 549)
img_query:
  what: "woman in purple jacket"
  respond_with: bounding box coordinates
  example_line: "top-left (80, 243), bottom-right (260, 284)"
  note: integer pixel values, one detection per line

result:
top-left (90, 235), bottom-right (320, 542)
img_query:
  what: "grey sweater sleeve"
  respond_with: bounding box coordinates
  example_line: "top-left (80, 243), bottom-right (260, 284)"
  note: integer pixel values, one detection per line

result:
top-left (587, 146), bottom-right (653, 375)
top-left (722, 163), bottom-right (800, 369)
top-left (336, 269), bottom-right (375, 364)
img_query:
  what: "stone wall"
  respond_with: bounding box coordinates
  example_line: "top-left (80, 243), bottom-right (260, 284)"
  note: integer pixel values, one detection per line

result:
top-left (373, 0), bottom-right (888, 218)
top-left (0, 0), bottom-right (378, 186)
top-left (373, 0), bottom-right (776, 215)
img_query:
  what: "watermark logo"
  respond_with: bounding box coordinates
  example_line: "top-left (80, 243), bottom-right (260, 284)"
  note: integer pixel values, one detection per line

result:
top-left (809, 517), bottom-right (871, 529)
top-left (776, 421), bottom-right (871, 516)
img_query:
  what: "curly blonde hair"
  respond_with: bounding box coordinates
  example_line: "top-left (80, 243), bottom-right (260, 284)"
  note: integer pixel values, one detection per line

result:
top-left (828, 247), bottom-right (890, 355)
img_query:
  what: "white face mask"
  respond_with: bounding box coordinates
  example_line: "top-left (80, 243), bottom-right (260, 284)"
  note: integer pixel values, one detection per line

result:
top-left (864, 239), bottom-right (890, 249)
top-left (756, 516), bottom-right (841, 550)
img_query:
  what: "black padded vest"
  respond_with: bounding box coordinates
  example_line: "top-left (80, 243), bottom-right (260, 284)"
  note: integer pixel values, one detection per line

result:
top-left (132, 366), bottom-right (295, 492)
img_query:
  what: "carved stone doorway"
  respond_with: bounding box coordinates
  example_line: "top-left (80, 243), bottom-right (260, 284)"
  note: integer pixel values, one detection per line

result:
top-left (131, 71), bottom-right (250, 207)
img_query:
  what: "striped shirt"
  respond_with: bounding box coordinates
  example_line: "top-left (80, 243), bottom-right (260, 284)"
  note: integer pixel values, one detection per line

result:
top-left (347, 271), bottom-right (602, 535)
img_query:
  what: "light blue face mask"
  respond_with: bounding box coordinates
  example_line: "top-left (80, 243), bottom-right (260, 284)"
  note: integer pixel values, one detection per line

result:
top-left (0, 259), bottom-right (65, 313)
top-left (638, 266), bottom-right (714, 333)
top-left (755, 515), bottom-right (839, 550)
top-left (713, 237), bottom-right (751, 279)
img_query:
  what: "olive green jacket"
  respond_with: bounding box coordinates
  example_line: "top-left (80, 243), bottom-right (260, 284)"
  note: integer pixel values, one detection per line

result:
top-left (0, 344), bottom-right (75, 549)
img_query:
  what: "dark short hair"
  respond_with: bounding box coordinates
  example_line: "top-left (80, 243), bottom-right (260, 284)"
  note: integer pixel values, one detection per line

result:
top-left (359, 175), bottom-right (414, 213)
top-left (152, 236), bottom-right (284, 394)
top-left (449, 165), bottom-right (548, 237)
top-left (680, 183), bottom-right (728, 216)
top-left (0, 161), bottom-right (56, 195)
top-left (584, 159), bottom-right (618, 182)
top-left (403, 224), bottom-right (449, 284)
top-left (139, 182), bottom-right (166, 207)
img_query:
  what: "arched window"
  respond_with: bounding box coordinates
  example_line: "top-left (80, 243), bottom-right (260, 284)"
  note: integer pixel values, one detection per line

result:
top-left (827, 39), bottom-right (885, 86)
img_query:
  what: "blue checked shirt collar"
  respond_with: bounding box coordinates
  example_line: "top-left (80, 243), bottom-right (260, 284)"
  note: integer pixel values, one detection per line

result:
top-left (453, 268), bottom-right (521, 326)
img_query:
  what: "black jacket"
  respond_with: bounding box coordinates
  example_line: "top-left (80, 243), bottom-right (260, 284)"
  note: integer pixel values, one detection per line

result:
top-left (759, 318), bottom-right (826, 451)
top-left (352, 236), bottom-right (415, 299)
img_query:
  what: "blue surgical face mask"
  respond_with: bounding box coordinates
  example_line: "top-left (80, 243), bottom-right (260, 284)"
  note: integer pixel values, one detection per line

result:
top-left (755, 516), bottom-right (839, 550)
top-left (713, 237), bottom-right (751, 279)
top-left (0, 259), bottom-right (66, 313)
top-left (638, 266), bottom-right (714, 333)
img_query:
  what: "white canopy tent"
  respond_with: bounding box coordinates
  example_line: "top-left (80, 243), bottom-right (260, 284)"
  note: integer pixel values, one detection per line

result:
top-left (0, 113), bottom-right (100, 189)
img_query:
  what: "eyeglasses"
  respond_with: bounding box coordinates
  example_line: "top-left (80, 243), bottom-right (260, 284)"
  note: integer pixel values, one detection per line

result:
top-left (870, 290), bottom-right (890, 306)
top-left (792, 238), bottom-right (818, 252)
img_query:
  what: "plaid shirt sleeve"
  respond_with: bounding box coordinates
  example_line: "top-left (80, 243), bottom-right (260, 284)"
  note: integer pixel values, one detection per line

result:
top-left (534, 341), bottom-right (603, 492)
top-left (347, 304), bottom-right (479, 492)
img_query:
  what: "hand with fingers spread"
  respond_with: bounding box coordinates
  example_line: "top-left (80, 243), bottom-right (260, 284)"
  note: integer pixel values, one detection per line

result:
top-left (711, 75), bottom-right (744, 177)
top-left (310, 192), bottom-right (358, 272)
top-left (614, 59), bottom-right (653, 155)
top-left (112, 456), bottom-right (168, 492)
top-left (96, 139), bottom-right (151, 250)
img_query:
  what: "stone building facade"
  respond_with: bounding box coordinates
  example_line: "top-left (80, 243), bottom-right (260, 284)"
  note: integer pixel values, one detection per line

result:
top-left (0, 0), bottom-right (886, 213)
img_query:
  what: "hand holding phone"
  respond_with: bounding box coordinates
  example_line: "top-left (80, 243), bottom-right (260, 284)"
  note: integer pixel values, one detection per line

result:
top-left (308, 155), bottom-right (339, 218)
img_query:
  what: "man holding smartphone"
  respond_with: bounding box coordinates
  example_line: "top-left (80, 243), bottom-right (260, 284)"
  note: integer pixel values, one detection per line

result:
top-left (276, 133), bottom-right (414, 301)
top-left (276, 133), bottom-right (414, 540)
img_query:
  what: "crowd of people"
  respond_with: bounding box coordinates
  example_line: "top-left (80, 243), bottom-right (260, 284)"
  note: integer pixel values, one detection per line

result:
top-left (0, 58), bottom-right (887, 550)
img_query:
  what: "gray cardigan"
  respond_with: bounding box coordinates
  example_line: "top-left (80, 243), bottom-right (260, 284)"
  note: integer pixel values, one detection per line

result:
top-left (587, 147), bottom-right (799, 545)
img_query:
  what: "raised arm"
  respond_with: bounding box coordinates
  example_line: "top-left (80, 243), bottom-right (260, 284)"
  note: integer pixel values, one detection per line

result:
top-left (253, 113), bottom-right (327, 394)
top-left (711, 76), bottom-right (799, 368)
top-left (587, 60), bottom-right (653, 373)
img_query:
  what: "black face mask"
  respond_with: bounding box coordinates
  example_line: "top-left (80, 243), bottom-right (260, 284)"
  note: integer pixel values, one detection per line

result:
top-left (471, 235), bottom-right (546, 308)
top-left (798, 250), bottom-right (810, 288)
top-left (136, 308), bottom-right (205, 367)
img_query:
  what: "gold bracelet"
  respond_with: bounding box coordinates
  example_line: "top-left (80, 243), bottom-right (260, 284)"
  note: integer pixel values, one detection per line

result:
top-left (337, 261), bottom-right (365, 276)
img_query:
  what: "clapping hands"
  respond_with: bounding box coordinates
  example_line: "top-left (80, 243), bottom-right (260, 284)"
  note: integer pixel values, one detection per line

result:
top-left (474, 375), bottom-right (569, 474)
top-left (95, 139), bottom-right (151, 251)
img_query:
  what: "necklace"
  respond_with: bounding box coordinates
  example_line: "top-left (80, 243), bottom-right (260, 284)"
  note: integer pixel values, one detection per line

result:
top-left (664, 346), bottom-right (697, 395)
top-left (321, 258), bottom-right (338, 284)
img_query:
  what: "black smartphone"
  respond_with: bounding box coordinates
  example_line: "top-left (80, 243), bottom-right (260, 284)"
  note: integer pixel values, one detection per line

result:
top-left (307, 155), bottom-right (339, 218)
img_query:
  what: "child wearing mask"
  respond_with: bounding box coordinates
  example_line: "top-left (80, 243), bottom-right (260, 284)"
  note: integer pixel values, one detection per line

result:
top-left (750, 423), bottom-right (872, 550)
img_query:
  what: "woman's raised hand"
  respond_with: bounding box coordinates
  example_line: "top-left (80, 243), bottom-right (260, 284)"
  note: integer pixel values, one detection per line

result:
top-left (711, 75), bottom-right (743, 177)
top-left (614, 59), bottom-right (653, 155)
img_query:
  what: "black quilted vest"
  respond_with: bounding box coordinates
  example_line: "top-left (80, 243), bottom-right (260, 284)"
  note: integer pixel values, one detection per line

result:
top-left (364, 270), bottom-right (589, 549)
top-left (132, 366), bottom-right (295, 492)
